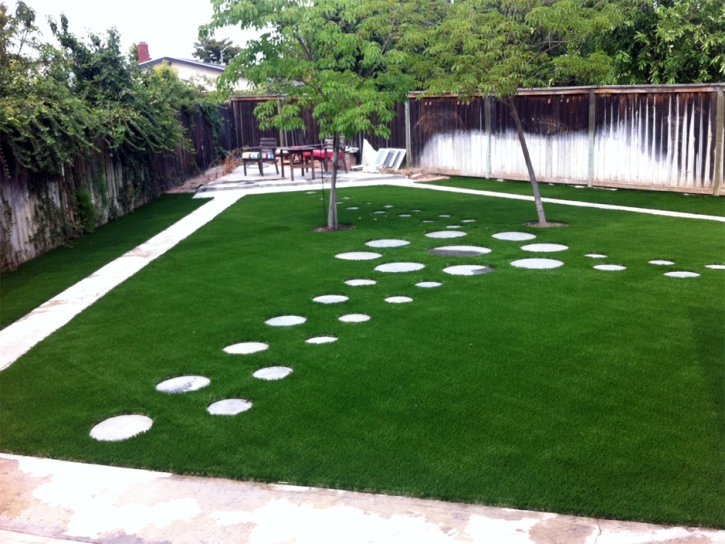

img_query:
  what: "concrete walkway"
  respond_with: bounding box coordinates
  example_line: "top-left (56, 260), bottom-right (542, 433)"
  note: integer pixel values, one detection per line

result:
top-left (1, 454), bottom-right (723, 544)
top-left (2, 170), bottom-right (724, 543)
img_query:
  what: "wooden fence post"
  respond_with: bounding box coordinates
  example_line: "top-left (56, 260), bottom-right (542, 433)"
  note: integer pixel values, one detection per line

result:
top-left (405, 97), bottom-right (412, 168)
top-left (485, 95), bottom-right (492, 179)
top-left (588, 89), bottom-right (596, 188)
top-left (714, 87), bottom-right (724, 196)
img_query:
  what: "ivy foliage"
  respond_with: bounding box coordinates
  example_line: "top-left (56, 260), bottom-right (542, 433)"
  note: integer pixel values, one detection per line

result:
top-left (0, 2), bottom-right (215, 181)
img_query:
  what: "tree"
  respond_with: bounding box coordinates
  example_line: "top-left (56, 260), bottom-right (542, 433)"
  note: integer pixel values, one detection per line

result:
top-left (201, 0), bottom-right (415, 229)
top-left (411, 0), bottom-right (621, 226)
top-left (192, 38), bottom-right (241, 65)
top-left (603, 0), bottom-right (725, 84)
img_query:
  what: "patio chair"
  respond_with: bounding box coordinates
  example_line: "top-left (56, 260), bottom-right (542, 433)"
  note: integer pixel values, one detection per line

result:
top-left (307, 137), bottom-right (348, 174)
top-left (242, 137), bottom-right (279, 176)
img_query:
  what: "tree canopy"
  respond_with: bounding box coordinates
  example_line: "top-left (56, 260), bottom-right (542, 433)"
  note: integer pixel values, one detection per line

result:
top-left (192, 38), bottom-right (242, 65)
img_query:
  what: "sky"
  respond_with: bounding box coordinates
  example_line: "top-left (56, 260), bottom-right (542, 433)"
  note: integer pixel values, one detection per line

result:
top-left (13, 0), bottom-right (255, 60)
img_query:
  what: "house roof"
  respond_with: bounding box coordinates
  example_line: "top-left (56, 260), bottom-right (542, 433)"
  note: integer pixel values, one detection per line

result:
top-left (138, 57), bottom-right (226, 73)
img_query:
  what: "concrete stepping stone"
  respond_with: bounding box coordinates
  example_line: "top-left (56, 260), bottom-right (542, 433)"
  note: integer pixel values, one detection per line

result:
top-left (345, 279), bottom-right (376, 286)
top-left (343, 196), bottom-right (351, 200)
top-left (664, 271), bottom-right (700, 278)
top-left (411, 209), bottom-right (422, 212)
top-left (585, 254), bottom-right (607, 258)
top-left (375, 262), bottom-right (425, 273)
top-left (339, 314), bottom-right (370, 322)
top-left (649, 260), bottom-right (675, 265)
top-left (366, 239), bottom-right (410, 248)
top-left (336, 252), bottom-right (382, 260)
top-left (373, 211), bottom-right (387, 214)
top-left (425, 231), bottom-right (467, 239)
top-left (427, 246), bottom-right (491, 257)
top-left (306, 336), bottom-right (338, 344)
top-left (156, 376), bottom-right (210, 394)
top-left (224, 342), bottom-right (269, 355)
top-left (399, 214), bottom-right (411, 217)
top-left (90, 415), bottom-right (153, 442)
top-left (208, 399), bottom-right (252, 416)
top-left (521, 243), bottom-right (568, 252)
top-left (305, 191), bottom-right (316, 194)
top-left (511, 258), bottom-right (564, 269)
top-left (383, 205), bottom-right (394, 208)
top-left (313, 295), bottom-right (349, 304)
top-left (706, 264), bottom-right (725, 270)
top-left (416, 281), bottom-right (442, 288)
top-left (422, 220), bottom-right (435, 223)
top-left (493, 232), bottom-right (536, 241)
top-left (386, 296), bottom-right (413, 303)
top-left (461, 219), bottom-right (476, 223)
top-left (443, 265), bottom-right (494, 276)
top-left (446, 225), bottom-right (462, 229)
top-left (347, 206), bottom-right (359, 210)
top-left (439, 214), bottom-right (451, 218)
top-left (253, 366), bottom-right (293, 380)
top-left (266, 315), bottom-right (306, 326)
top-left (593, 264), bottom-right (626, 271)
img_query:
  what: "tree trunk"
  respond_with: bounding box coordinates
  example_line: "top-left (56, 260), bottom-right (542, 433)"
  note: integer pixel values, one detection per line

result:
top-left (327, 133), bottom-right (340, 229)
top-left (506, 96), bottom-right (547, 226)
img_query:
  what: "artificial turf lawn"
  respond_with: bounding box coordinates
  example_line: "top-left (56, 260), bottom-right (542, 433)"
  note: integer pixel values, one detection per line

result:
top-left (0, 194), bottom-right (205, 329)
top-left (1, 186), bottom-right (723, 527)
top-left (428, 176), bottom-right (725, 217)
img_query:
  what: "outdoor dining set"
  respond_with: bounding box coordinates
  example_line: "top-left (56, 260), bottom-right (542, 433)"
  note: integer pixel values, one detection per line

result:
top-left (240, 137), bottom-right (350, 181)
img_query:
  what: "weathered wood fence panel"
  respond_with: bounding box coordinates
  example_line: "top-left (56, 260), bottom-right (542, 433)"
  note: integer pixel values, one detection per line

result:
top-left (1, 106), bottom-right (230, 270)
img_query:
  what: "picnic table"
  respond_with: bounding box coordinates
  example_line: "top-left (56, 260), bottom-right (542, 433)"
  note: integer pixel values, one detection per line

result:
top-left (279, 145), bottom-right (321, 181)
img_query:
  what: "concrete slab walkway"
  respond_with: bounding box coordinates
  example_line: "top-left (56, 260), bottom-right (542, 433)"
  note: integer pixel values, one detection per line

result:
top-left (1, 454), bottom-right (723, 544)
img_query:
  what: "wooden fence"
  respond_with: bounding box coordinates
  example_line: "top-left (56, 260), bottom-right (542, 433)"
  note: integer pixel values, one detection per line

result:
top-left (230, 84), bottom-right (725, 195)
top-left (1, 105), bottom-right (231, 270)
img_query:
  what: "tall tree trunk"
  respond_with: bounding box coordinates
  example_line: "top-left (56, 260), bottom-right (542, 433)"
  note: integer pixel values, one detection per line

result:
top-left (327, 133), bottom-right (340, 229)
top-left (506, 96), bottom-right (547, 226)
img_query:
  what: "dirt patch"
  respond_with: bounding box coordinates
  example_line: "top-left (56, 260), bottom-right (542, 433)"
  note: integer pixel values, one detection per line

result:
top-left (313, 224), bottom-right (356, 232)
top-left (523, 221), bottom-right (569, 228)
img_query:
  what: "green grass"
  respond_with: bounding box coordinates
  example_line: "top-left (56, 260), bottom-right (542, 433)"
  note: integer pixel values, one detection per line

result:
top-left (1, 186), bottom-right (723, 527)
top-left (0, 194), bottom-right (205, 329)
top-left (427, 176), bottom-right (725, 217)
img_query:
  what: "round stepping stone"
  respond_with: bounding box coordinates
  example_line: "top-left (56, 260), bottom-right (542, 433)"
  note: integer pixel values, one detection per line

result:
top-left (461, 219), bottom-right (476, 223)
top-left (427, 245), bottom-right (492, 257)
top-left (585, 254), bottom-right (607, 259)
top-left (425, 231), bottom-right (467, 239)
top-left (306, 336), bottom-right (338, 344)
top-left (411, 209), bottom-right (422, 213)
top-left (383, 205), bottom-right (394, 208)
top-left (386, 296), bottom-right (413, 303)
top-left (446, 225), bottom-right (462, 229)
top-left (224, 342), bottom-right (269, 355)
top-left (594, 264), bottom-right (626, 271)
top-left (493, 232), bottom-right (536, 241)
top-left (208, 399), bottom-right (252, 416)
top-left (90, 415), bottom-right (153, 442)
top-left (253, 366), bottom-right (293, 380)
top-left (347, 206), bottom-right (359, 210)
top-left (416, 281), bottom-right (442, 288)
top-left (399, 214), bottom-right (411, 217)
top-left (305, 191), bottom-right (316, 194)
top-left (706, 264), bottom-right (725, 270)
top-left (266, 315), bottom-right (306, 327)
top-left (439, 214), bottom-right (451, 218)
top-left (664, 271), bottom-right (700, 278)
top-left (156, 376), bottom-right (210, 394)
top-left (364, 202), bottom-right (372, 205)
top-left (511, 258), bottom-right (564, 269)
top-left (649, 260), bottom-right (675, 265)
top-left (521, 243), bottom-right (568, 253)
top-left (336, 252), bottom-right (382, 260)
top-left (443, 265), bottom-right (494, 276)
top-left (422, 220), bottom-right (436, 223)
top-left (366, 239), bottom-right (410, 248)
top-left (313, 295), bottom-right (349, 304)
top-left (343, 196), bottom-right (351, 200)
top-left (373, 211), bottom-right (387, 214)
top-left (339, 313), bottom-right (370, 323)
top-left (345, 279), bottom-right (376, 286)
top-left (375, 262), bottom-right (425, 273)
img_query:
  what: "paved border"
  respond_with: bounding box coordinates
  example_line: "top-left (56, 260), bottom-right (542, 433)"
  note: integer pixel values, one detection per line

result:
top-left (1, 454), bottom-right (723, 544)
